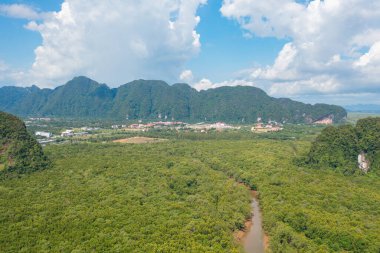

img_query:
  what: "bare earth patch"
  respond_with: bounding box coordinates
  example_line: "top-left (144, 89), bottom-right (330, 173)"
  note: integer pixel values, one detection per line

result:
top-left (234, 219), bottom-right (253, 242)
top-left (264, 234), bottom-right (270, 251)
top-left (112, 137), bottom-right (167, 144)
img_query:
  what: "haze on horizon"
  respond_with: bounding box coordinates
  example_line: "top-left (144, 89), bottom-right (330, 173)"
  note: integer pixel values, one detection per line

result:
top-left (0, 0), bottom-right (379, 106)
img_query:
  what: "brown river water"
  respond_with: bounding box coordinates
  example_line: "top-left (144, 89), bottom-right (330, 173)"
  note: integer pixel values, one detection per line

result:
top-left (243, 193), bottom-right (265, 253)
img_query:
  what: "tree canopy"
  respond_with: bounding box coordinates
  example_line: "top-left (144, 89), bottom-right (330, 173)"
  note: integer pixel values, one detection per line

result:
top-left (0, 111), bottom-right (50, 176)
top-left (305, 117), bottom-right (380, 174)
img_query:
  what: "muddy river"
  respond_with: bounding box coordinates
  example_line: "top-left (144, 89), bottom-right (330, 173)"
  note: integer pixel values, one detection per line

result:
top-left (243, 193), bottom-right (265, 253)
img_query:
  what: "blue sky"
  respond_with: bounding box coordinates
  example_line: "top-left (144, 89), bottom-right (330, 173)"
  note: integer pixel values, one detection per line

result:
top-left (0, 0), bottom-right (61, 68)
top-left (0, 0), bottom-right (286, 82)
top-left (185, 0), bottom-right (287, 82)
top-left (0, 0), bottom-right (379, 106)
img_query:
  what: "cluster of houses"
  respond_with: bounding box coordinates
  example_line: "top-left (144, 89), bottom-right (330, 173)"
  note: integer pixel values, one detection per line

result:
top-left (81, 127), bottom-right (100, 131)
top-left (61, 130), bottom-right (89, 137)
top-left (116, 119), bottom-right (286, 133)
top-left (251, 123), bottom-right (283, 133)
top-left (111, 125), bottom-right (128, 129)
top-left (35, 127), bottom-right (95, 141)
top-left (119, 121), bottom-right (239, 132)
top-left (35, 131), bottom-right (54, 144)
top-left (35, 131), bottom-right (53, 138)
top-left (33, 114), bottom-right (337, 145)
top-left (251, 118), bottom-right (284, 133)
top-left (186, 122), bottom-right (240, 132)
top-left (249, 115), bottom-right (334, 133)
top-left (119, 121), bottom-right (186, 131)
top-left (29, 117), bottom-right (52, 121)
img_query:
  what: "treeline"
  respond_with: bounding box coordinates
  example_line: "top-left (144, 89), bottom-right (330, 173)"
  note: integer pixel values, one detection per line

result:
top-left (0, 111), bottom-right (49, 176)
top-left (304, 117), bottom-right (380, 174)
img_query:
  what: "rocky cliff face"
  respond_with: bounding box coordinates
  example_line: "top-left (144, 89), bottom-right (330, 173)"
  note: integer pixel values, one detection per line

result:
top-left (358, 152), bottom-right (370, 173)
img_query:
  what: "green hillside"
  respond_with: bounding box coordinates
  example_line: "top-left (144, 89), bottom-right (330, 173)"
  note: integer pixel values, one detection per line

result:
top-left (0, 76), bottom-right (347, 123)
top-left (0, 111), bottom-right (50, 176)
top-left (305, 117), bottom-right (380, 174)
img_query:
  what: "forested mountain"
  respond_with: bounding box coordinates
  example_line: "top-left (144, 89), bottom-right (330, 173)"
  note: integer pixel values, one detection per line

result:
top-left (0, 76), bottom-right (347, 123)
top-left (305, 117), bottom-right (380, 174)
top-left (0, 111), bottom-right (49, 176)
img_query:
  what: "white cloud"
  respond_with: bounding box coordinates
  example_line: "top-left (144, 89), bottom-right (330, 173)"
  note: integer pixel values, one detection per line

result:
top-left (193, 78), bottom-right (213, 90)
top-left (220, 0), bottom-right (380, 99)
top-left (352, 29), bottom-right (380, 48)
top-left (269, 76), bottom-right (341, 96)
top-left (0, 60), bottom-right (26, 86)
top-left (0, 61), bottom-right (11, 85)
top-left (0, 61), bottom-right (14, 84)
top-left (0, 4), bottom-right (42, 20)
top-left (192, 78), bottom-right (255, 91)
top-left (250, 43), bottom-right (299, 81)
top-left (179, 70), bottom-right (194, 82)
top-left (0, 61), bottom-right (7, 72)
top-left (15, 0), bottom-right (206, 87)
top-left (354, 41), bottom-right (380, 67)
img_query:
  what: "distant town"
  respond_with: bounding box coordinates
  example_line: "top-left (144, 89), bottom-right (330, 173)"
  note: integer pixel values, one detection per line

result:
top-left (27, 115), bottom-right (334, 145)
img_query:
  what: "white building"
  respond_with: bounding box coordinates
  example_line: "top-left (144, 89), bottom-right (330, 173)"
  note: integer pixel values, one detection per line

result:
top-left (61, 130), bottom-right (74, 137)
top-left (35, 131), bottom-right (52, 138)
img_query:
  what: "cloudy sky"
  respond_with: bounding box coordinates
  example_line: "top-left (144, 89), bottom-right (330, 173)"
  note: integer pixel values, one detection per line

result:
top-left (0, 0), bottom-right (379, 105)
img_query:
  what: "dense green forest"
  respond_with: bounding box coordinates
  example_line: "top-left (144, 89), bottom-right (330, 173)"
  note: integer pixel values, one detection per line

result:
top-left (0, 76), bottom-right (346, 123)
top-left (305, 117), bottom-right (380, 174)
top-left (0, 111), bottom-right (49, 176)
top-left (0, 143), bottom-right (251, 252)
top-left (0, 138), bottom-right (378, 252)
top-left (193, 140), bottom-right (380, 252)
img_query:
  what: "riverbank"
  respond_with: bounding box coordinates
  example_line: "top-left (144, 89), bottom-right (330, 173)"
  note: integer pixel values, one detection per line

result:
top-left (235, 190), bottom-right (269, 253)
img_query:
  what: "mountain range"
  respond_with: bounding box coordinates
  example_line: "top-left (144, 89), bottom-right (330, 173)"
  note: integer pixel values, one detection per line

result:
top-left (344, 104), bottom-right (380, 113)
top-left (0, 76), bottom-right (347, 123)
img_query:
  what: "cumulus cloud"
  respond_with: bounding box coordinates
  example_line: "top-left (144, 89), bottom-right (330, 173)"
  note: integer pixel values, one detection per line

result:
top-left (0, 60), bottom-right (26, 86)
top-left (354, 41), bottom-right (380, 68)
top-left (221, 0), bottom-right (380, 101)
top-left (14, 0), bottom-right (206, 87)
top-left (0, 61), bottom-right (7, 72)
top-left (193, 78), bottom-right (255, 91)
top-left (179, 70), bottom-right (194, 82)
top-left (0, 4), bottom-right (42, 20)
top-left (0, 60), bottom-right (14, 83)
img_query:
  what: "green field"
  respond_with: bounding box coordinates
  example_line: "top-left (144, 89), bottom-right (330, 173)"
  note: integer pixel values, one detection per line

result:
top-left (1, 137), bottom-right (379, 252)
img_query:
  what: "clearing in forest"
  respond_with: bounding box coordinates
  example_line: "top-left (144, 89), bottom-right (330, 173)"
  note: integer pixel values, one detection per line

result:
top-left (112, 136), bottom-right (167, 144)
